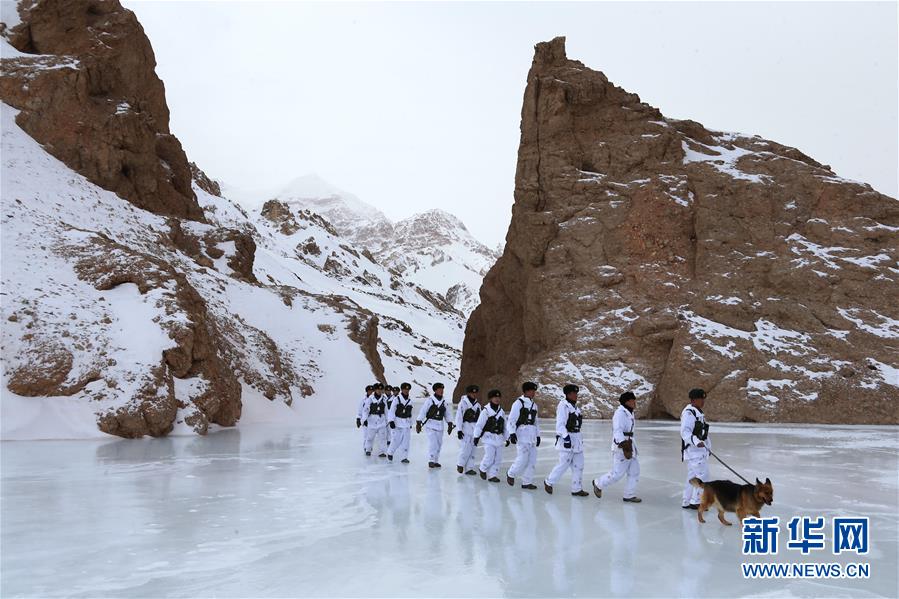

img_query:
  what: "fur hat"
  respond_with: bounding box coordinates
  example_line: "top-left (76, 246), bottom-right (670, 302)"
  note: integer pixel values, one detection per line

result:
top-left (619, 391), bottom-right (636, 404)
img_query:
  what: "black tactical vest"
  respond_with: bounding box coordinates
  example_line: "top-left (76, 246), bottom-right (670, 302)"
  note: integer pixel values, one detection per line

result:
top-left (426, 400), bottom-right (446, 421)
top-left (370, 397), bottom-right (385, 416)
top-left (515, 399), bottom-right (537, 427)
top-left (462, 399), bottom-right (480, 423)
top-left (689, 408), bottom-right (709, 440)
top-left (395, 400), bottom-right (412, 419)
top-left (565, 410), bottom-right (582, 433)
top-left (484, 407), bottom-right (505, 435)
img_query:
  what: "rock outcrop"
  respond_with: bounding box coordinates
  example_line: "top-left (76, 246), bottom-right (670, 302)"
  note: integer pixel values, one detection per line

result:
top-left (456, 37), bottom-right (899, 424)
top-left (0, 0), bottom-right (203, 220)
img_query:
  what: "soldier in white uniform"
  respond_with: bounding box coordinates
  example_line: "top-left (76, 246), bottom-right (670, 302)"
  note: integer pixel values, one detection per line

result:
top-left (592, 391), bottom-right (642, 503)
top-left (416, 382), bottom-right (454, 468)
top-left (356, 384), bottom-right (374, 453)
top-left (473, 389), bottom-right (508, 482)
top-left (506, 381), bottom-right (541, 490)
top-left (387, 382), bottom-right (414, 463)
top-left (681, 388), bottom-right (711, 509)
top-left (454, 384), bottom-right (482, 475)
top-left (361, 383), bottom-right (389, 457)
top-left (544, 384), bottom-right (589, 497)
top-left (384, 385), bottom-right (396, 451)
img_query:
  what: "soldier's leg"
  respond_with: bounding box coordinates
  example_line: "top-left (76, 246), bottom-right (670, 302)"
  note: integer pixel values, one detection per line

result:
top-left (598, 451), bottom-right (628, 490)
top-left (522, 443), bottom-right (537, 485)
top-left (570, 451), bottom-right (585, 493)
top-left (395, 428), bottom-right (409, 461)
top-left (623, 456), bottom-right (640, 499)
top-left (457, 436), bottom-right (473, 469)
top-left (683, 459), bottom-right (698, 506)
top-left (546, 450), bottom-right (572, 486)
top-left (488, 446), bottom-right (503, 478)
top-left (507, 442), bottom-right (528, 479)
top-left (690, 456), bottom-right (709, 505)
top-left (465, 440), bottom-right (478, 471)
top-left (434, 428), bottom-right (444, 463)
top-left (363, 425), bottom-right (375, 454)
top-left (426, 429), bottom-right (440, 463)
top-left (376, 426), bottom-right (388, 454)
top-left (479, 444), bottom-right (494, 475)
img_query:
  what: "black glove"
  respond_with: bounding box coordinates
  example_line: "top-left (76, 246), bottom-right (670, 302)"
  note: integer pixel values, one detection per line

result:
top-left (415, 421), bottom-right (422, 434)
top-left (457, 430), bottom-right (464, 440)
top-left (389, 421), bottom-right (396, 429)
top-left (473, 436), bottom-right (480, 446)
top-left (447, 423), bottom-right (455, 436)
top-left (509, 433), bottom-right (517, 445)
top-left (505, 439), bottom-right (510, 447)
top-left (356, 418), bottom-right (361, 428)
top-left (563, 436), bottom-right (572, 449)
top-left (536, 436), bottom-right (541, 447)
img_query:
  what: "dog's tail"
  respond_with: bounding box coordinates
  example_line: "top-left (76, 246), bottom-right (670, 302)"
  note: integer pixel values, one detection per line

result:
top-left (689, 477), bottom-right (705, 488)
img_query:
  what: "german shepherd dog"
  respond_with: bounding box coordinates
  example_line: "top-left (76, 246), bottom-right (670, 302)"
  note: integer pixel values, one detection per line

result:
top-left (690, 477), bottom-right (774, 526)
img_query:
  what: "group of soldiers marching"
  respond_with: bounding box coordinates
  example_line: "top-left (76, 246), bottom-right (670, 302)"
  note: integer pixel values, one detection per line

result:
top-left (356, 381), bottom-right (712, 509)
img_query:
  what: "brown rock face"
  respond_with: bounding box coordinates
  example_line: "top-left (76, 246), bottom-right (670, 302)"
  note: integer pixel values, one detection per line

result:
top-left (70, 234), bottom-right (243, 435)
top-left (457, 37), bottom-right (899, 424)
top-left (0, 0), bottom-right (203, 220)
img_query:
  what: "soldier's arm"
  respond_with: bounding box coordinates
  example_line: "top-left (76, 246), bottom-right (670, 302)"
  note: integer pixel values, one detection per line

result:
top-left (473, 408), bottom-right (488, 438)
top-left (454, 398), bottom-right (466, 429)
top-left (386, 400), bottom-right (396, 424)
top-left (416, 398), bottom-right (430, 424)
top-left (506, 400), bottom-right (521, 437)
top-left (680, 410), bottom-right (697, 446)
top-left (555, 403), bottom-right (568, 440)
top-left (612, 410), bottom-right (626, 445)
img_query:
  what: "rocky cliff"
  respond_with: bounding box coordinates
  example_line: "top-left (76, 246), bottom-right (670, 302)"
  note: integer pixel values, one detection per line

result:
top-left (1, 0), bottom-right (202, 220)
top-left (456, 37), bottom-right (899, 424)
top-left (1, 0), bottom-right (465, 439)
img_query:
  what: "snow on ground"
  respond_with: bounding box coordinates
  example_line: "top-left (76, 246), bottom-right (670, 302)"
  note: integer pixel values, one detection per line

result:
top-left (1, 420), bottom-right (896, 597)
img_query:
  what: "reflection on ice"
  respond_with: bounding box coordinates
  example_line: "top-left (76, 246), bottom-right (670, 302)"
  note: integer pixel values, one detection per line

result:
top-left (2, 422), bottom-right (897, 597)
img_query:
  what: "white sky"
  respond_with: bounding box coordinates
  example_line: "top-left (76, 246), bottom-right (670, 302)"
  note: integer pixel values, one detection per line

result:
top-left (125, 1), bottom-right (898, 246)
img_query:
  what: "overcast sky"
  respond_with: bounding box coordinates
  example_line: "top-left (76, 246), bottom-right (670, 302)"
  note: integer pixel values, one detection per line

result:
top-left (125, 1), bottom-right (897, 246)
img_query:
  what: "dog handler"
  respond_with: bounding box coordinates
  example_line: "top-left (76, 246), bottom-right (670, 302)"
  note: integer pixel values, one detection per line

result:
top-left (681, 388), bottom-right (711, 509)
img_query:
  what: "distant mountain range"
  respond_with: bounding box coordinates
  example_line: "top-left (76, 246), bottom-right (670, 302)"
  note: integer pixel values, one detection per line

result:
top-left (226, 174), bottom-right (500, 316)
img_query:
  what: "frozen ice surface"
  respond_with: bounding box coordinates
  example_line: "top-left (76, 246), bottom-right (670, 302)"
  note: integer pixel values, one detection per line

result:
top-left (2, 420), bottom-right (897, 597)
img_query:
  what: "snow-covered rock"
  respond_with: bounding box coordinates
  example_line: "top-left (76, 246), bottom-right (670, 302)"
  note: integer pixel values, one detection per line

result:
top-left (252, 178), bottom-right (500, 315)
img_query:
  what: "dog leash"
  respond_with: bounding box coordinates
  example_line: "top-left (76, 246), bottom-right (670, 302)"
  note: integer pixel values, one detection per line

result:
top-left (708, 449), bottom-right (753, 485)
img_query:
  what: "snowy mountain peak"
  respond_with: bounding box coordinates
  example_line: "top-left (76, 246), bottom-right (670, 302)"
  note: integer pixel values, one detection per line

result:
top-left (254, 178), bottom-right (499, 316)
top-left (397, 209), bottom-right (470, 234)
top-left (274, 174), bottom-right (389, 227)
